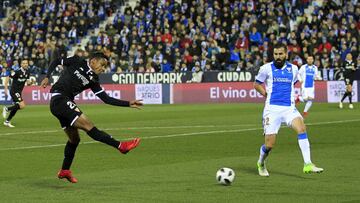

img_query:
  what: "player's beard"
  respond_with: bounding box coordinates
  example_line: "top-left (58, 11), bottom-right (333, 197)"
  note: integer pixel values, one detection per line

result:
top-left (274, 58), bottom-right (285, 69)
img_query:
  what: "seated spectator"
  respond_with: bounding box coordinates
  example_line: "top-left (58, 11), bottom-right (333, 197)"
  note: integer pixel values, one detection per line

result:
top-left (187, 65), bottom-right (203, 83)
top-left (249, 26), bottom-right (262, 48)
top-left (161, 59), bottom-right (172, 73)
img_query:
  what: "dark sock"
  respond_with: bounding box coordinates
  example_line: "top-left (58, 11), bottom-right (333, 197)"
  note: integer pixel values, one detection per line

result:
top-left (62, 141), bottom-right (79, 170)
top-left (6, 109), bottom-right (18, 122)
top-left (87, 127), bottom-right (120, 148)
top-left (341, 92), bottom-right (349, 102)
top-left (349, 93), bottom-right (352, 104)
top-left (7, 103), bottom-right (20, 111)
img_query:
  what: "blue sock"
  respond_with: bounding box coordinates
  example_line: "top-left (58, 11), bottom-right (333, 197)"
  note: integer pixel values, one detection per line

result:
top-left (258, 144), bottom-right (271, 164)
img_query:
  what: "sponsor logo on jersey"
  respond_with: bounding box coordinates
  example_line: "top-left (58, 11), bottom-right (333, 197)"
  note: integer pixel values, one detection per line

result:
top-left (74, 70), bottom-right (89, 85)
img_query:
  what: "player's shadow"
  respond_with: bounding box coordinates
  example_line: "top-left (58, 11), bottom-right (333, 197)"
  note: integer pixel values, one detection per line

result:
top-left (30, 179), bottom-right (77, 190)
top-left (235, 165), bottom-right (312, 179)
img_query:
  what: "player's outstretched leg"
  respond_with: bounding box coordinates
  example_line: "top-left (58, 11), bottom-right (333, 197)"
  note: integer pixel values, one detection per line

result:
top-left (119, 138), bottom-right (141, 154)
top-left (297, 132), bottom-right (324, 174)
top-left (86, 127), bottom-right (141, 154)
top-left (74, 114), bottom-right (141, 154)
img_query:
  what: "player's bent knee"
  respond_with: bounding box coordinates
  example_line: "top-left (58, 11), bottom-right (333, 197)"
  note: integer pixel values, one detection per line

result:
top-left (70, 137), bottom-right (80, 144)
top-left (296, 124), bottom-right (306, 134)
top-left (19, 102), bottom-right (26, 109)
top-left (265, 144), bottom-right (274, 150)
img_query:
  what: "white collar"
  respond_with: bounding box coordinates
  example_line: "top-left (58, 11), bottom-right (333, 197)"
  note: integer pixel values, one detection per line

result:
top-left (86, 60), bottom-right (94, 74)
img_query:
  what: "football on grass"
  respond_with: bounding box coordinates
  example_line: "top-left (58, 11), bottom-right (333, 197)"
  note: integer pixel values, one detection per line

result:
top-left (216, 167), bottom-right (235, 185)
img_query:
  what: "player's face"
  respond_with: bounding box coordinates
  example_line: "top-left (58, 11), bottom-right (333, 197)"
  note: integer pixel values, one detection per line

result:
top-left (273, 47), bottom-right (287, 68)
top-left (306, 56), bottom-right (314, 65)
top-left (90, 58), bottom-right (108, 74)
top-left (346, 53), bottom-right (353, 61)
top-left (21, 60), bottom-right (29, 69)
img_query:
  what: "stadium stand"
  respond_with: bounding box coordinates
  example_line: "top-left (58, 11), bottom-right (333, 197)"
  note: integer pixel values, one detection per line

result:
top-left (0, 0), bottom-right (119, 75)
top-left (0, 0), bottom-right (359, 76)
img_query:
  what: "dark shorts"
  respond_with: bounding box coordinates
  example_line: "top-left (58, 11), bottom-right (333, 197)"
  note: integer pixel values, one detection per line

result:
top-left (10, 91), bottom-right (23, 103)
top-left (50, 95), bottom-right (83, 129)
top-left (344, 77), bottom-right (354, 86)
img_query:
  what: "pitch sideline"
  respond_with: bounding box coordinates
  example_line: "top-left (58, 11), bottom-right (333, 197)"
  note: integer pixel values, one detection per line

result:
top-left (1, 118), bottom-right (359, 151)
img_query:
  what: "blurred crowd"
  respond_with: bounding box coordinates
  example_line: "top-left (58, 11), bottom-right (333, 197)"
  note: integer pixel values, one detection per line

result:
top-left (0, 0), bottom-right (118, 75)
top-left (1, 0), bottom-right (359, 77)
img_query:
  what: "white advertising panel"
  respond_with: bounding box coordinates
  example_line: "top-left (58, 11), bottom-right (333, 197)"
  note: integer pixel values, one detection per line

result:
top-left (327, 81), bottom-right (358, 103)
top-left (135, 84), bottom-right (162, 104)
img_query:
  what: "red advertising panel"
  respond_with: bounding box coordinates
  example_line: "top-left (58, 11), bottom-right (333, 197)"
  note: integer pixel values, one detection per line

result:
top-left (172, 82), bottom-right (328, 104)
top-left (22, 84), bottom-right (135, 105)
top-left (313, 81), bottom-right (328, 102)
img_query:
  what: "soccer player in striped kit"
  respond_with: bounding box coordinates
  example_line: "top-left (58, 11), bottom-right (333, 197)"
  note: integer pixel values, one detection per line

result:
top-left (254, 43), bottom-right (323, 177)
top-left (296, 55), bottom-right (320, 117)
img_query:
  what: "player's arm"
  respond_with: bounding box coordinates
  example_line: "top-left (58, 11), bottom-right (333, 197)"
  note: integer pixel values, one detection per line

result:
top-left (91, 84), bottom-right (143, 109)
top-left (314, 66), bottom-right (321, 80)
top-left (4, 70), bottom-right (18, 96)
top-left (4, 75), bottom-right (9, 97)
top-left (254, 81), bottom-right (267, 97)
top-left (253, 65), bottom-right (267, 97)
top-left (40, 56), bottom-right (79, 88)
top-left (26, 78), bottom-right (36, 86)
top-left (297, 66), bottom-right (304, 84)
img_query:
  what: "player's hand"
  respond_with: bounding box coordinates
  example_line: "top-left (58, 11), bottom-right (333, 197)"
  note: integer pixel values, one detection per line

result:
top-left (40, 77), bottom-right (49, 88)
top-left (130, 100), bottom-right (143, 109)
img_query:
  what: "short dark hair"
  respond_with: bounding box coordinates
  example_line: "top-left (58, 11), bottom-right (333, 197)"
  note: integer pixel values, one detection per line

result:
top-left (89, 52), bottom-right (109, 61)
top-left (273, 43), bottom-right (287, 51)
top-left (307, 54), bottom-right (314, 58)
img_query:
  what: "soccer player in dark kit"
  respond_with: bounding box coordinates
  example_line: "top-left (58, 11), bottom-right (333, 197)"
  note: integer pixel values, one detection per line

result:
top-left (40, 52), bottom-right (143, 183)
top-left (339, 53), bottom-right (357, 109)
top-left (2, 59), bottom-right (31, 127)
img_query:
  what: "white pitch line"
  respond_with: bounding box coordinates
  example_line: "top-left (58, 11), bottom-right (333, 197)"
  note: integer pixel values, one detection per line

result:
top-left (1, 118), bottom-right (360, 151)
top-left (0, 124), bottom-right (256, 137)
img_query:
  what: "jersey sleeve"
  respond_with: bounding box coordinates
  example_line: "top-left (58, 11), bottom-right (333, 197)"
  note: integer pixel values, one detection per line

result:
top-left (255, 65), bottom-right (268, 84)
top-left (293, 65), bottom-right (299, 83)
top-left (26, 70), bottom-right (30, 79)
top-left (92, 83), bottom-right (130, 107)
top-left (297, 66), bottom-right (304, 82)
top-left (90, 82), bottom-right (105, 95)
top-left (9, 71), bottom-right (18, 79)
top-left (46, 55), bottom-right (79, 78)
top-left (314, 66), bottom-right (320, 79)
top-left (61, 55), bottom-right (80, 67)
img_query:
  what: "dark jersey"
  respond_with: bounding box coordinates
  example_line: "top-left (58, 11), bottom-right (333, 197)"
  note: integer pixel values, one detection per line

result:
top-left (47, 56), bottom-right (103, 100)
top-left (343, 60), bottom-right (356, 79)
top-left (10, 68), bottom-right (30, 93)
top-left (47, 55), bottom-right (130, 107)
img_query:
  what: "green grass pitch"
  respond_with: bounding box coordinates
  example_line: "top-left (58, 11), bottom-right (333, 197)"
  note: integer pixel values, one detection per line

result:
top-left (0, 103), bottom-right (359, 202)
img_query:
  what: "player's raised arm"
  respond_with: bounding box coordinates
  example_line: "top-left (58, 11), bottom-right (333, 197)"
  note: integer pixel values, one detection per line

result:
top-left (40, 56), bottom-right (79, 88)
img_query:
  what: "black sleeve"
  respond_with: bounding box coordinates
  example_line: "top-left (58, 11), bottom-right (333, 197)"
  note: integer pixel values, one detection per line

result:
top-left (26, 70), bottom-right (30, 79)
top-left (91, 83), bottom-right (130, 107)
top-left (9, 70), bottom-right (18, 79)
top-left (96, 91), bottom-right (130, 107)
top-left (46, 56), bottom-right (79, 78)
